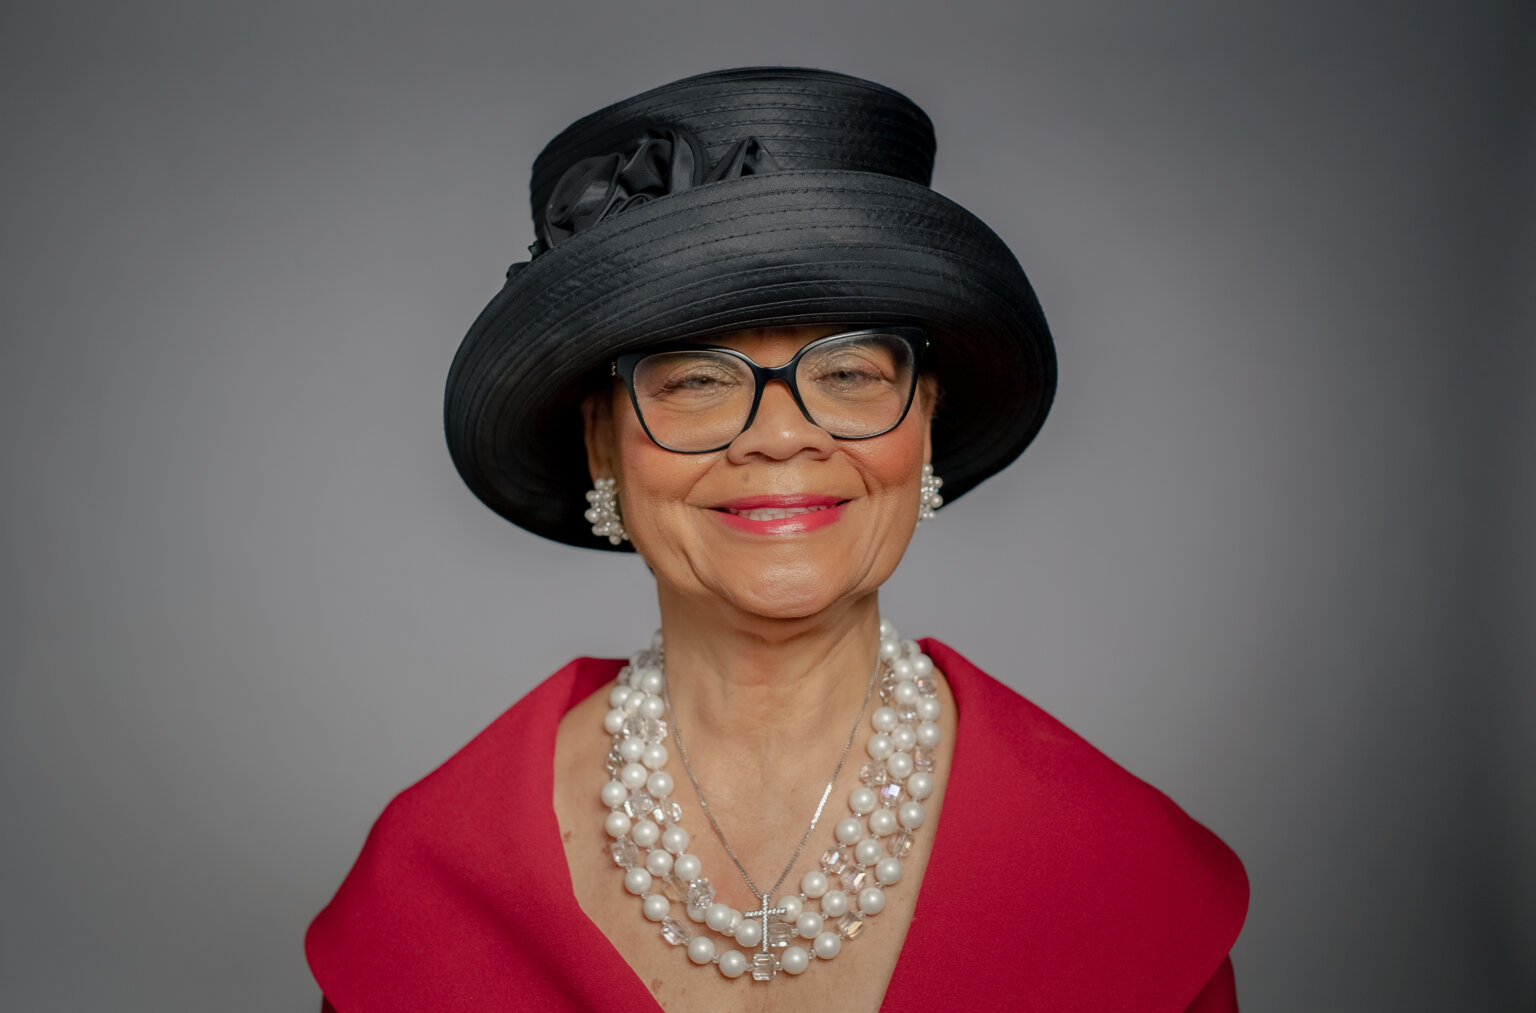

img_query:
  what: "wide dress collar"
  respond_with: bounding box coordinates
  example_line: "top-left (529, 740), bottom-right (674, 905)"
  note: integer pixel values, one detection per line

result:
top-left (307, 640), bottom-right (1247, 1011)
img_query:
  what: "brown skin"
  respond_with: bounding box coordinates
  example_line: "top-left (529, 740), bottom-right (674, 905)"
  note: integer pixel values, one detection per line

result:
top-left (552, 325), bottom-right (957, 1012)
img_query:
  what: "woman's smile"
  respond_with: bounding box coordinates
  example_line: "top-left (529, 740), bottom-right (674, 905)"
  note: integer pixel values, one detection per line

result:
top-left (710, 494), bottom-right (850, 534)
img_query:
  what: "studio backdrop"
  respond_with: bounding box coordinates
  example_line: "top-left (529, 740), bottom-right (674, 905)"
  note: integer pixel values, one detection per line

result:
top-left (1, 2), bottom-right (1531, 1011)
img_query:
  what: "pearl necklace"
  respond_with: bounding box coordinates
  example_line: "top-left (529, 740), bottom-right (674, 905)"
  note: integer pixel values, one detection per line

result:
top-left (599, 620), bottom-right (943, 982)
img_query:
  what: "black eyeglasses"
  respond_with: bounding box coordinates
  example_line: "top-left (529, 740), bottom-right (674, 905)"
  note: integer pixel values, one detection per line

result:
top-left (613, 327), bottom-right (928, 453)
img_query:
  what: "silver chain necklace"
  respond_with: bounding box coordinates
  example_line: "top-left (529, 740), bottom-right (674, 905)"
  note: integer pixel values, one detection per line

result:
top-left (662, 654), bottom-right (882, 911)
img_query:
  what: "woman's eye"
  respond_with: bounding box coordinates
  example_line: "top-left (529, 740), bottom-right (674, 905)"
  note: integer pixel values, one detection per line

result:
top-left (644, 359), bottom-right (745, 397)
top-left (811, 360), bottom-right (886, 387)
top-left (663, 371), bottom-right (730, 391)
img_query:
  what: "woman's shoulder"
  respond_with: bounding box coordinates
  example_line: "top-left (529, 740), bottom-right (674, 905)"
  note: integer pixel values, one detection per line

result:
top-left (926, 636), bottom-right (1245, 876)
top-left (306, 656), bottom-right (633, 1013)
top-left (909, 638), bottom-right (1248, 1009)
top-left (313, 654), bottom-right (624, 868)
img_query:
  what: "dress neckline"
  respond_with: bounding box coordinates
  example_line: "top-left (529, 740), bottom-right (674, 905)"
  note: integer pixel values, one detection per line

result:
top-left (543, 639), bottom-right (970, 1012)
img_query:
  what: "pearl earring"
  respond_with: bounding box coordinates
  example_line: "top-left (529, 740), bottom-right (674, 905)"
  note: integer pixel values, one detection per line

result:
top-left (917, 463), bottom-right (944, 522)
top-left (585, 477), bottom-right (629, 544)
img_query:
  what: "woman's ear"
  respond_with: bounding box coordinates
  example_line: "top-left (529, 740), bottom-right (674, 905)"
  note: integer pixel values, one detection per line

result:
top-left (581, 386), bottom-right (619, 483)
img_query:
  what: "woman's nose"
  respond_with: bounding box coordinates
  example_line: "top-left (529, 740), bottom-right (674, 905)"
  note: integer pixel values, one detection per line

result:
top-left (726, 379), bottom-right (835, 461)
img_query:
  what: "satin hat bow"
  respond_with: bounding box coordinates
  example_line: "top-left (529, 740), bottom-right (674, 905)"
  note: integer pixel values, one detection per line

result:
top-left (533, 128), bottom-right (780, 255)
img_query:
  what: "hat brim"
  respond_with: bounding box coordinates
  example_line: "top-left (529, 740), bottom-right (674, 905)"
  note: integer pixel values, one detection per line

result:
top-left (444, 170), bottom-right (1056, 550)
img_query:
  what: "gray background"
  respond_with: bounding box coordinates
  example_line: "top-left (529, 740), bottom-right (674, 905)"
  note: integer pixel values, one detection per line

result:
top-left (2, 1), bottom-right (1531, 1010)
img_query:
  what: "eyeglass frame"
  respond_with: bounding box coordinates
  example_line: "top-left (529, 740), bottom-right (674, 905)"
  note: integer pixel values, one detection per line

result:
top-left (610, 326), bottom-right (930, 454)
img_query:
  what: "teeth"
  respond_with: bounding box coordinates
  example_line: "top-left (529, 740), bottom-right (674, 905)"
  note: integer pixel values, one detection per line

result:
top-left (732, 506), bottom-right (830, 521)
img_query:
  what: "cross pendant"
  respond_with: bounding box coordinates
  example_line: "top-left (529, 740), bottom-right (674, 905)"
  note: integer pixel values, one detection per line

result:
top-left (742, 900), bottom-right (787, 952)
top-left (742, 899), bottom-right (787, 981)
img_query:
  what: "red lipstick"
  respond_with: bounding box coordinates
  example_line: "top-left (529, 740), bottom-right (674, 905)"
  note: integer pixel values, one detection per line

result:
top-left (711, 494), bottom-right (848, 535)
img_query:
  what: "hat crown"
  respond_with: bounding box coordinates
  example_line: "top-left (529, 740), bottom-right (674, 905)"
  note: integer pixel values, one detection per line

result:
top-left (529, 67), bottom-right (937, 222)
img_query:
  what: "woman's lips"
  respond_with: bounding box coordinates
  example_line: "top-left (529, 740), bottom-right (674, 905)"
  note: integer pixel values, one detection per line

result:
top-left (710, 495), bottom-right (849, 534)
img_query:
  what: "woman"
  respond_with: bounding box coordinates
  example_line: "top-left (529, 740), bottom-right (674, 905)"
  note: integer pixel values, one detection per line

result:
top-left (307, 68), bottom-right (1247, 1011)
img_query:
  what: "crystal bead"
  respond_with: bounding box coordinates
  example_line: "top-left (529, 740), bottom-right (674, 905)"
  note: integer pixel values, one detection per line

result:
top-left (604, 746), bottom-right (624, 777)
top-left (915, 673), bottom-right (938, 696)
top-left (878, 782), bottom-right (905, 807)
top-left (751, 951), bottom-right (779, 981)
top-left (897, 706), bottom-right (919, 724)
top-left (767, 919), bottom-right (796, 948)
top-left (839, 866), bottom-right (868, 892)
top-left (660, 918), bottom-right (689, 945)
top-left (660, 874), bottom-right (685, 902)
top-left (820, 846), bottom-right (851, 875)
top-left (650, 798), bottom-right (683, 825)
top-left (622, 714), bottom-right (667, 743)
top-left (859, 760), bottom-right (888, 786)
top-left (685, 878), bottom-right (715, 917)
top-left (622, 791), bottom-right (655, 819)
top-left (835, 911), bottom-right (865, 939)
top-left (608, 838), bottom-right (640, 869)
top-left (913, 745), bottom-right (935, 771)
top-left (889, 828), bottom-right (915, 859)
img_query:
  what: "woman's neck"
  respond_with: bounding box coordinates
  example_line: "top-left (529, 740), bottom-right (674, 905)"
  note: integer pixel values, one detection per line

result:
top-left (652, 587), bottom-right (884, 770)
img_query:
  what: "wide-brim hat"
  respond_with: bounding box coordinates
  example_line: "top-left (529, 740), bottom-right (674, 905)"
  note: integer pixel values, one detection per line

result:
top-left (444, 67), bottom-right (1056, 550)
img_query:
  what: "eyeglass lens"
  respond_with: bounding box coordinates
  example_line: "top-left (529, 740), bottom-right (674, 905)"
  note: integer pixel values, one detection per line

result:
top-left (629, 331), bottom-right (917, 452)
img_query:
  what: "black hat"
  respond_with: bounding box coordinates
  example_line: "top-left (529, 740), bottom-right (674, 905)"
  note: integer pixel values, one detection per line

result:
top-left (444, 67), bottom-right (1056, 549)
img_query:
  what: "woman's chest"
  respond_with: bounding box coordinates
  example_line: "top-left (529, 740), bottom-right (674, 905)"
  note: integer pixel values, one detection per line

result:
top-left (550, 663), bottom-right (960, 1013)
top-left (552, 691), bottom-right (954, 1013)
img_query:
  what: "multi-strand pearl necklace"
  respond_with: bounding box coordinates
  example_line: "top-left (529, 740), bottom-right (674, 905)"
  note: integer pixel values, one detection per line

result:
top-left (599, 620), bottom-right (943, 982)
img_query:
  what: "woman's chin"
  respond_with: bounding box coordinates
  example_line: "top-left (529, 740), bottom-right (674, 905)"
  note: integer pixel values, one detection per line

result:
top-left (699, 559), bottom-right (878, 622)
top-left (639, 524), bottom-right (907, 622)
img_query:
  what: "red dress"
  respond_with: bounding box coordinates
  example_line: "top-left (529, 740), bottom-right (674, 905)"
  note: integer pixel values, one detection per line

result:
top-left (308, 640), bottom-right (1248, 1011)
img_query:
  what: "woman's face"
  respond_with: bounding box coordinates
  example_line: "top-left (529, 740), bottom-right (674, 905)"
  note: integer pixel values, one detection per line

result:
top-left (585, 325), bottom-right (935, 622)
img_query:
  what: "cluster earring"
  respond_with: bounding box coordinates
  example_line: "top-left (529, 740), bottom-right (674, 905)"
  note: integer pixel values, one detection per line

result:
top-left (917, 463), bottom-right (943, 522)
top-left (585, 477), bottom-right (629, 544)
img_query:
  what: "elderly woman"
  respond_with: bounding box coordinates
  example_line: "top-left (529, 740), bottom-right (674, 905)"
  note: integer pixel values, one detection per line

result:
top-left (307, 68), bottom-right (1247, 1011)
